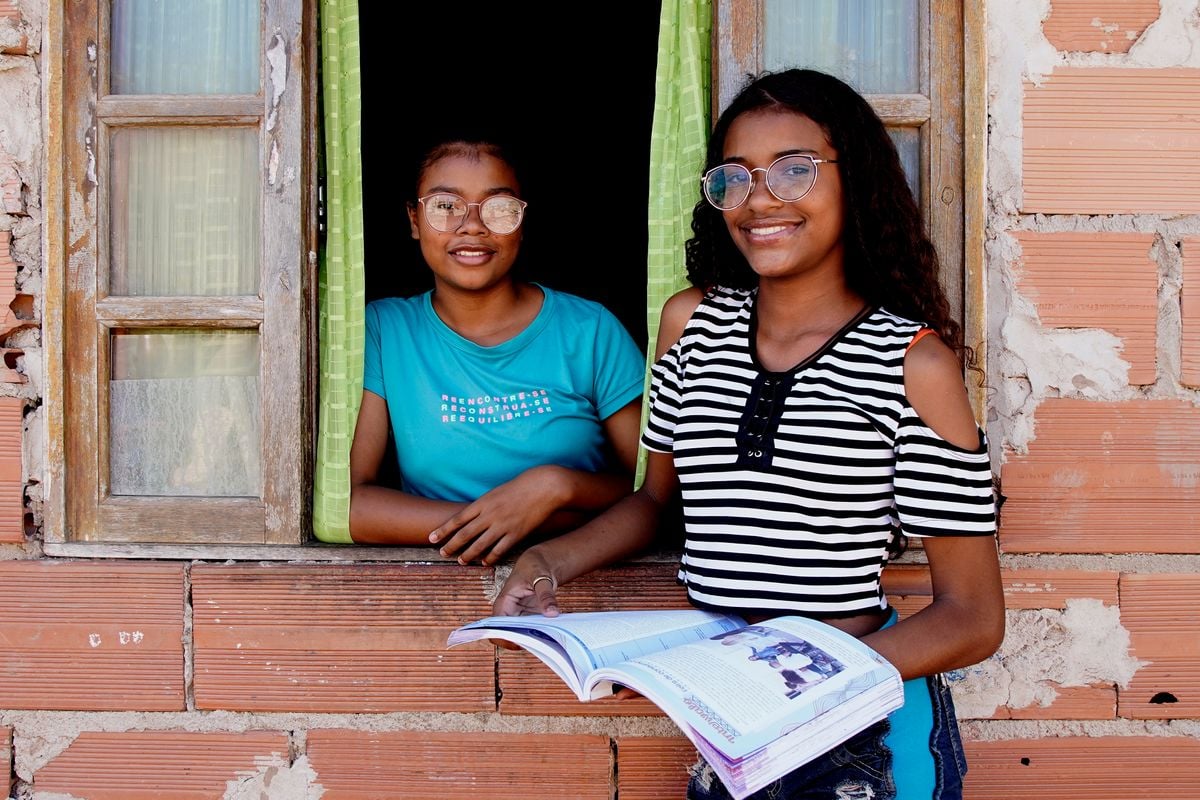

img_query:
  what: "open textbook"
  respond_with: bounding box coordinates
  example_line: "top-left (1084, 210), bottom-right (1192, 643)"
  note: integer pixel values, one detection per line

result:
top-left (447, 609), bottom-right (904, 800)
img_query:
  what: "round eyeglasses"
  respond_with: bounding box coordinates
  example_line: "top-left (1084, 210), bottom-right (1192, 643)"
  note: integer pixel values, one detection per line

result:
top-left (700, 154), bottom-right (838, 211)
top-left (416, 193), bottom-right (528, 235)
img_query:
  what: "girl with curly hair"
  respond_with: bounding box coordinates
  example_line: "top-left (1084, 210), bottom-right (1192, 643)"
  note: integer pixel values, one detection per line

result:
top-left (494, 69), bottom-right (1003, 799)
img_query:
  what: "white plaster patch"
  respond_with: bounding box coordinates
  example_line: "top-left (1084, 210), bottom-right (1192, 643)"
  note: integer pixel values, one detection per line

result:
top-left (19, 345), bottom-right (42, 395)
top-left (13, 728), bottom-right (77, 780)
top-left (951, 599), bottom-right (1146, 719)
top-left (224, 753), bottom-right (325, 800)
top-left (21, 399), bottom-right (40, 485)
top-left (268, 140), bottom-right (279, 186)
top-left (986, 0), bottom-right (1060, 217)
top-left (1127, 0), bottom-right (1200, 66)
top-left (988, 229), bottom-right (1137, 454)
top-left (1057, 600), bottom-right (1145, 686)
top-left (1003, 315), bottom-right (1130, 397)
top-left (0, 13), bottom-right (32, 55)
top-left (30, 793), bottom-right (85, 800)
top-left (265, 32), bottom-right (288, 133)
top-left (489, 564), bottom-right (511, 603)
top-left (0, 56), bottom-right (40, 181)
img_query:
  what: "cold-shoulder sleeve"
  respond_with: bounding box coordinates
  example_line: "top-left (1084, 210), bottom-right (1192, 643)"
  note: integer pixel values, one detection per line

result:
top-left (893, 409), bottom-right (997, 538)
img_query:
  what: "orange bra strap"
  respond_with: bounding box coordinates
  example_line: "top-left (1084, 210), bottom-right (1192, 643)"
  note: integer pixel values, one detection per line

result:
top-left (906, 327), bottom-right (938, 353)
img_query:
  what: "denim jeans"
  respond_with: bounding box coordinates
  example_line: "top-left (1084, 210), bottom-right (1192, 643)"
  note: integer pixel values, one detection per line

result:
top-left (686, 674), bottom-right (967, 800)
top-left (913, 673), bottom-right (967, 800)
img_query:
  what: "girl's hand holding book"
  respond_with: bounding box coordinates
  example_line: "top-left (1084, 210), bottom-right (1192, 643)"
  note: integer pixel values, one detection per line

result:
top-left (493, 550), bottom-right (561, 618)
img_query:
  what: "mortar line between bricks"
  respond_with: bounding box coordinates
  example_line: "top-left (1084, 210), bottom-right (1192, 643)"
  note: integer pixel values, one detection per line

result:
top-left (183, 563), bottom-right (195, 711)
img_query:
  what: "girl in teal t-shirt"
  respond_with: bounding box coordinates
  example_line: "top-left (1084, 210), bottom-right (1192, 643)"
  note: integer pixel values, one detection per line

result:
top-left (348, 134), bottom-right (644, 565)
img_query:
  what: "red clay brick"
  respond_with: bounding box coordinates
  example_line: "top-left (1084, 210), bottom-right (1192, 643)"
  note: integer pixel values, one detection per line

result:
top-left (192, 563), bottom-right (495, 712)
top-left (1013, 231), bottom-right (1158, 384)
top-left (0, 349), bottom-right (23, 384)
top-left (963, 737), bottom-right (1200, 798)
top-left (1118, 574), bottom-right (1200, 719)
top-left (0, 231), bottom-right (23, 341)
top-left (1, 726), bottom-right (10, 796)
top-left (306, 730), bottom-right (613, 799)
top-left (1183, 238), bottom-right (1200, 387)
top-left (882, 564), bottom-right (933, 618)
top-left (987, 686), bottom-right (1117, 720)
top-left (886, 567), bottom-right (1118, 612)
top-left (0, 561), bottom-right (185, 710)
top-left (0, 1), bottom-right (29, 56)
top-left (552, 561), bottom-right (692, 612)
top-left (617, 736), bottom-right (697, 800)
top-left (1042, 0), bottom-right (1159, 53)
top-left (1024, 68), bottom-right (1200, 214)
top-left (0, 396), bottom-right (22, 542)
top-left (999, 569), bottom-right (1119, 609)
top-left (33, 731), bottom-right (288, 800)
top-left (1000, 399), bottom-right (1200, 553)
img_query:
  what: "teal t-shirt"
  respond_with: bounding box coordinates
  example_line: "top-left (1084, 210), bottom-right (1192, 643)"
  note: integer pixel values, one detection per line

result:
top-left (363, 285), bottom-right (645, 502)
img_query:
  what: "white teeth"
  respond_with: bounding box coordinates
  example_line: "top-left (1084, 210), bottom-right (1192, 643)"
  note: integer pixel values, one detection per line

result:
top-left (749, 224), bottom-right (788, 236)
top-left (454, 250), bottom-right (489, 256)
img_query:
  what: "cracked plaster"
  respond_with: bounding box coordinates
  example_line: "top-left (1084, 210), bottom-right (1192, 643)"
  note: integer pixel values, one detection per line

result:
top-left (0, 55), bottom-right (40, 193)
top-left (224, 754), bottom-right (325, 800)
top-left (985, 0), bottom-right (1200, 458)
top-left (0, 2), bottom-right (40, 56)
top-left (952, 599), bottom-right (1144, 719)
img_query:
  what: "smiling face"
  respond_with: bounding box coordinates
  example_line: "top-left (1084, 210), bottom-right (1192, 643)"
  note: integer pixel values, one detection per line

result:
top-left (719, 109), bottom-right (845, 286)
top-left (408, 150), bottom-right (524, 295)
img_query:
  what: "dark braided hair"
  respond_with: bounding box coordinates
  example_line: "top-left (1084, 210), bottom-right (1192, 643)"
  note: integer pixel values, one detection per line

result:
top-left (685, 68), bottom-right (973, 368)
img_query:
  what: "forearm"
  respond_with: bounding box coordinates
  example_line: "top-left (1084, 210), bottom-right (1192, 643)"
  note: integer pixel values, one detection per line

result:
top-left (863, 603), bottom-right (1001, 681)
top-left (539, 464), bottom-right (635, 514)
top-left (862, 588), bottom-right (1005, 680)
top-left (349, 483), bottom-right (465, 546)
top-left (523, 488), bottom-right (664, 586)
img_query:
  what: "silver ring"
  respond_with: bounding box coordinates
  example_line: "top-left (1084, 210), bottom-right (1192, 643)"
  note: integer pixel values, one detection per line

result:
top-left (530, 575), bottom-right (554, 591)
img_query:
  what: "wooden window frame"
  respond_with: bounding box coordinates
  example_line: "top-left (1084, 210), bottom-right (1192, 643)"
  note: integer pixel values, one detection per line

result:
top-left (40, 2), bottom-right (985, 558)
top-left (45, 0), bottom-right (318, 553)
top-left (712, 0), bottom-right (987, 414)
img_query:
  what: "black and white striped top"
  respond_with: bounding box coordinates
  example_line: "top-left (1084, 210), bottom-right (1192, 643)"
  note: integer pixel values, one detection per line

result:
top-left (642, 287), bottom-right (997, 619)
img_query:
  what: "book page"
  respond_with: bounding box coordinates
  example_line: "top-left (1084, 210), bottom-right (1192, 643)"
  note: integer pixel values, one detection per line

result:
top-left (446, 626), bottom-right (587, 697)
top-left (693, 682), bottom-right (903, 799)
top-left (447, 610), bottom-right (746, 699)
top-left (587, 617), bottom-right (898, 761)
top-left (451, 610), bottom-right (744, 674)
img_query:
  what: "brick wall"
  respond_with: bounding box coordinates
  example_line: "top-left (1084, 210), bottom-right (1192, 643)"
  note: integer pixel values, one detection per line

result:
top-left (977, 1), bottom-right (1200, 796)
top-left (0, 0), bottom-right (34, 552)
top-left (1, 1), bottom-right (1198, 798)
top-left (2, 559), bottom-right (1195, 797)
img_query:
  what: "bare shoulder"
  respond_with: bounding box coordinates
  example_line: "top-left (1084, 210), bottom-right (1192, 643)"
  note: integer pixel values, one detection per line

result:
top-left (654, 286), bottom-right (705, 359)
top-left (903, 334), bottom-right (981, 449)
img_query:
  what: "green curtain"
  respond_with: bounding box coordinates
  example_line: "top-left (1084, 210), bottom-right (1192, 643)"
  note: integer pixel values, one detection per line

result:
top-left (312, 0), bottom-right (365, 543)
top-left (639, 0), bottom-right (712, 485)
top-left (311, 2), bottom-right (710, 527)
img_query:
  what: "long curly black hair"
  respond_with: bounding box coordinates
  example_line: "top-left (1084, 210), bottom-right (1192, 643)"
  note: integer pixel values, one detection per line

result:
top-left (685, 68), bottom-right (971, 365)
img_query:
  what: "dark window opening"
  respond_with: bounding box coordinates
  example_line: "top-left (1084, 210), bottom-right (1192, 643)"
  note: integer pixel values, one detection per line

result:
top-left (360, 5), bottom-right (663, 352)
